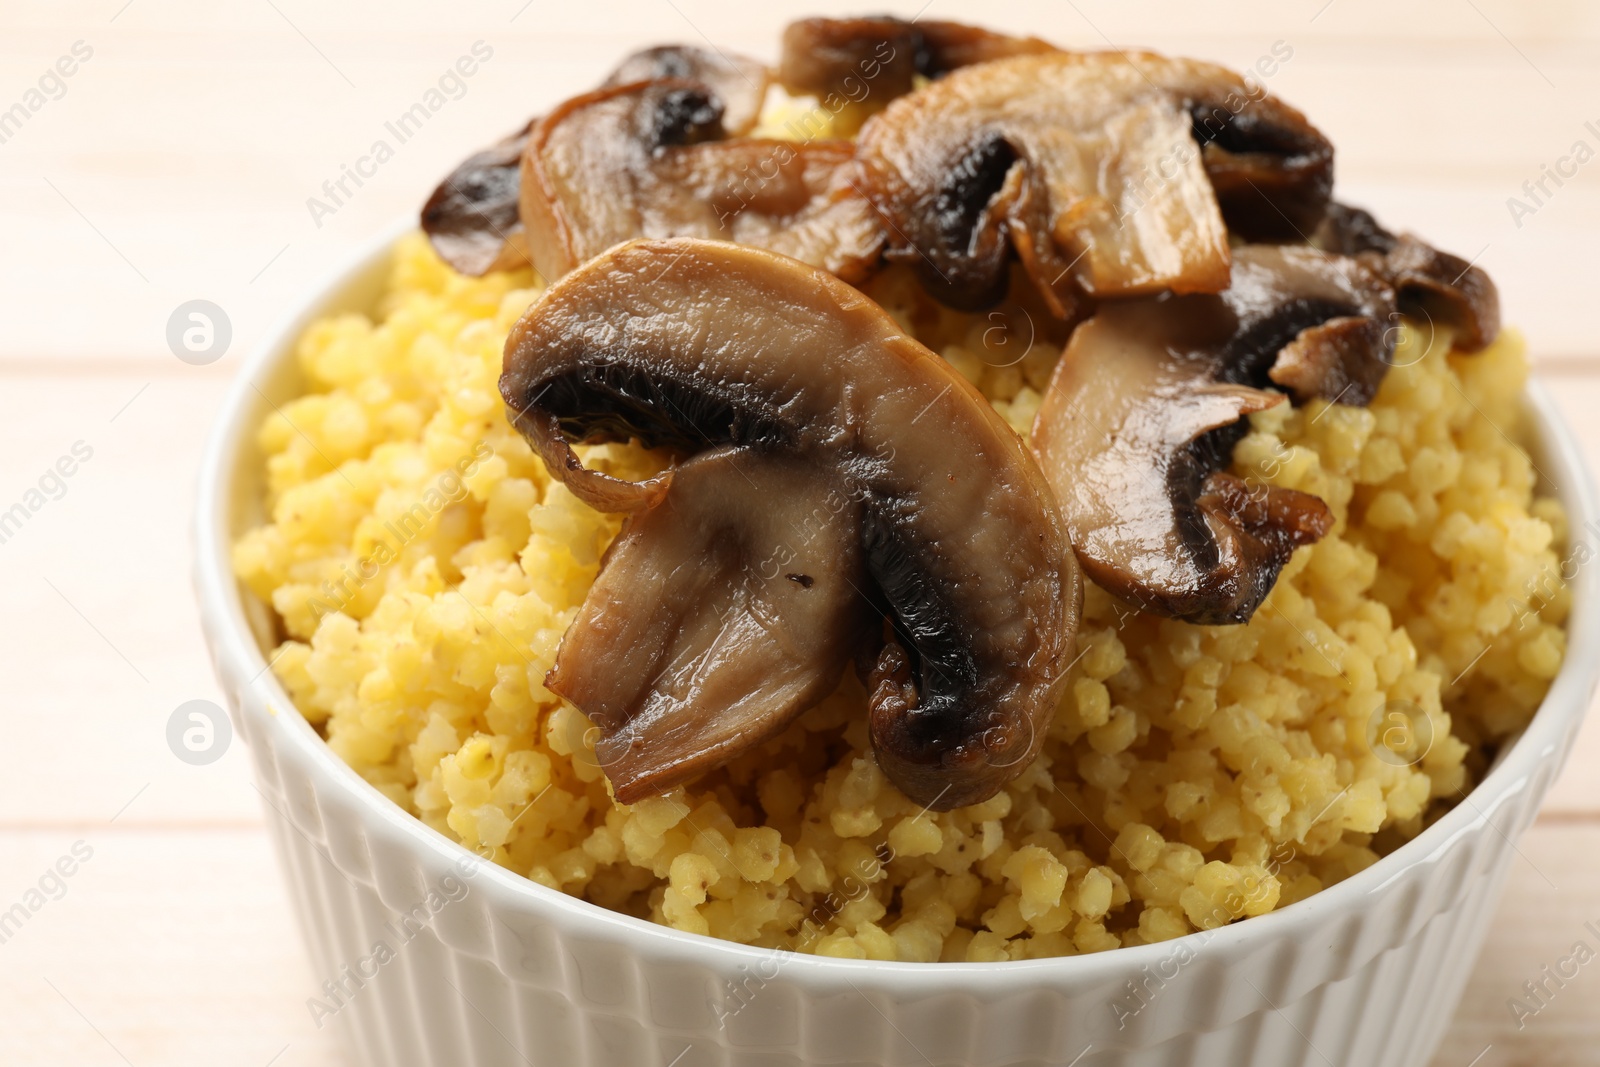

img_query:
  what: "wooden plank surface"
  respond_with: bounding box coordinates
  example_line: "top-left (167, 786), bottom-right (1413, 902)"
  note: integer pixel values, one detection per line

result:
top-left (2, 2), bottom-right (1596, 1064)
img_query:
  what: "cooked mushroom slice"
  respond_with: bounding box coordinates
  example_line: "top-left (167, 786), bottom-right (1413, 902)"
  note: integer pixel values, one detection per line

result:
top-left (521, 80), bottom-right (883, 284)
top-left (913, 20), bottom-right (1060, 73)
top-left (856, 52), bottom-right (1334, 313)
top-left (547, 449), bottom-right (872, 801)
top-left (601, 44), bottom-right (771, 136)
top-left (421, 120), bottom-right (536, 277)
top-left (778, 16), bottom-right (1055, 104)
top-left (1314, 202), bottom-right (1500, 351)
top-left (502, 238), bottom-right (1079, 809)
top-left (1031, 245), bottom-right (1394, 624)
top-left (421, 45), bottom-right (771, 276)
top-left (1190, 93), bottom-right (1333, 243)
top-left (1236, 244), bottom-right (1400, 405)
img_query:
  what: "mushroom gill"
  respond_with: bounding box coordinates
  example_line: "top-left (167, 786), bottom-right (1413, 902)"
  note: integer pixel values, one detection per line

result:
top-left (421, 45), bottom-right (771, 277)
top-left (1315, 201), bottom-right (1500, 351)
top-left (855, 51), bottom-right (1334, 315)
top-left (521, 80), bottom-right (884, 285)
top-left (501, 238), bottom-right (1080, 809)
top-left (1030, 245), bottom-right (1396, 625)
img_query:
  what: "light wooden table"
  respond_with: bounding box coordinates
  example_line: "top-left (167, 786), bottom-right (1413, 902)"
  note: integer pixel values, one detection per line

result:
top-left (1, 1), bottom-right (1596, 1064)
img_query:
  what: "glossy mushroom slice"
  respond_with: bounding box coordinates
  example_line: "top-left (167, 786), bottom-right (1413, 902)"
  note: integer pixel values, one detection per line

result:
top-left (547, 449), bottom-right (872, 801)
top-left (521, 79), bottom-right (883, 284)
top-left (855, 51), bottom-right (1334, 314)
top-left (1031, 246), bottom-right (1395, 624)
top-left (421, 120), bottom-right (537, 276)
top-left (1315, 202), bottom-right (1500, 351)
top-left (421, 45), bottom-right (771, 276)
top-left (1190, 93), bottom-right (1333, 243)
top-left (778, 16), bottom-right (1056, 105)
top-left (502, 238), bottom-right (1080, 809)
top-left (602, 44), bottom-right (771, 136)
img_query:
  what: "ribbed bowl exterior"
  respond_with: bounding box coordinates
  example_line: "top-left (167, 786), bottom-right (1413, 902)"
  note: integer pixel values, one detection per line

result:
top-left (196, 225), bottom-right (1600, 1067)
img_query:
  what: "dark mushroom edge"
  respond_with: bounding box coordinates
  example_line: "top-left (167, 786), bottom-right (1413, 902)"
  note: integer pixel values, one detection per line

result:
top-left (778, 16), bottom-right (1056, 109)
top-left (427, 19), bottom-right (1510, 806)
top-left (501, 237), bottom-right (1081, 810)
top-left (1315, 201), bottom-right (1500, 351)
top-left (854, 50), bottom-right (1334, 315)
top-left (520, 79), bottom-right (883, 285)
top-left (1030, 245), bottom-right (1397, 625)
top-left (421, 44), bottom-right (772, 276)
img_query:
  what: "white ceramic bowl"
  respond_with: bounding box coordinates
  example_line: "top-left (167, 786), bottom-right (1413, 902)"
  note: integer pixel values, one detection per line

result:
top-left (196, 223), bottom-right (1600, 1067)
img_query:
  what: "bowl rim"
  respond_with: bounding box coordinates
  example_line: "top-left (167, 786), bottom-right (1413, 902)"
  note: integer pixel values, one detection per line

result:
top-left (195, 220), bottom-right (1600, 992)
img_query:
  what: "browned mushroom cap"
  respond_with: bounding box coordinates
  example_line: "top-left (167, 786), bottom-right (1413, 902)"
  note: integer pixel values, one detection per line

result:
top-left (502, 238), bottom-right (1080, 809)
top-left (602, 44), bottom-right (771, 136)
top-left (421, 45), bottom-right (771, 276)
top-left (421, 120), bottom-right (537, 277)
top-left (778, 16), bottom-right (1056, 104)
top-left (1315, 202), bottom-right (1500, 351)
top-left (1031, 245), bottom-right (1395, 624)
top-left (855, 51), bottom-right (1334, 314)
top-left (521, 79), bottom-right (883, 285)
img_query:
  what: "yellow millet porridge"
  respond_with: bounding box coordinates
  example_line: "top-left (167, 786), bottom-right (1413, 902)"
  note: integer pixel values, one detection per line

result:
top-left (232, 221), bottom-right (1567, 961)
